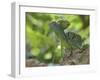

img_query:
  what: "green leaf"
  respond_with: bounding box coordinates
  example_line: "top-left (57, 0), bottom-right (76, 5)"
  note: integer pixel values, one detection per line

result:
top-left (44, 52), bottom-right (52, 60)
top-left (31, 48), bottom-right (40, 57)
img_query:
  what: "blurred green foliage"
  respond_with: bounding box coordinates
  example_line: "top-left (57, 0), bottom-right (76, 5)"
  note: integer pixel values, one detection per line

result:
top-left (26, 12), bottom-right (89, 64)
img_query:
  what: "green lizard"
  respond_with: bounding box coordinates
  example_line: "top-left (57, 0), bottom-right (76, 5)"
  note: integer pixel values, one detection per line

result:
top-left (49, 20), bottom-right (82, 61)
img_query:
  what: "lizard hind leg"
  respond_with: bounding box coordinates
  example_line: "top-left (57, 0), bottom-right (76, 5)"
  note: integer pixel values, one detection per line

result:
top-left (68, 47), bottom-right (73, 58)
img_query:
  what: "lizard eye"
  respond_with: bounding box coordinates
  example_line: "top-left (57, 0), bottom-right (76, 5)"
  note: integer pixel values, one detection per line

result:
top-left (49, 21), bottom-right (62, 31)
top-left (58, 20), bottom-right (70, 29)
